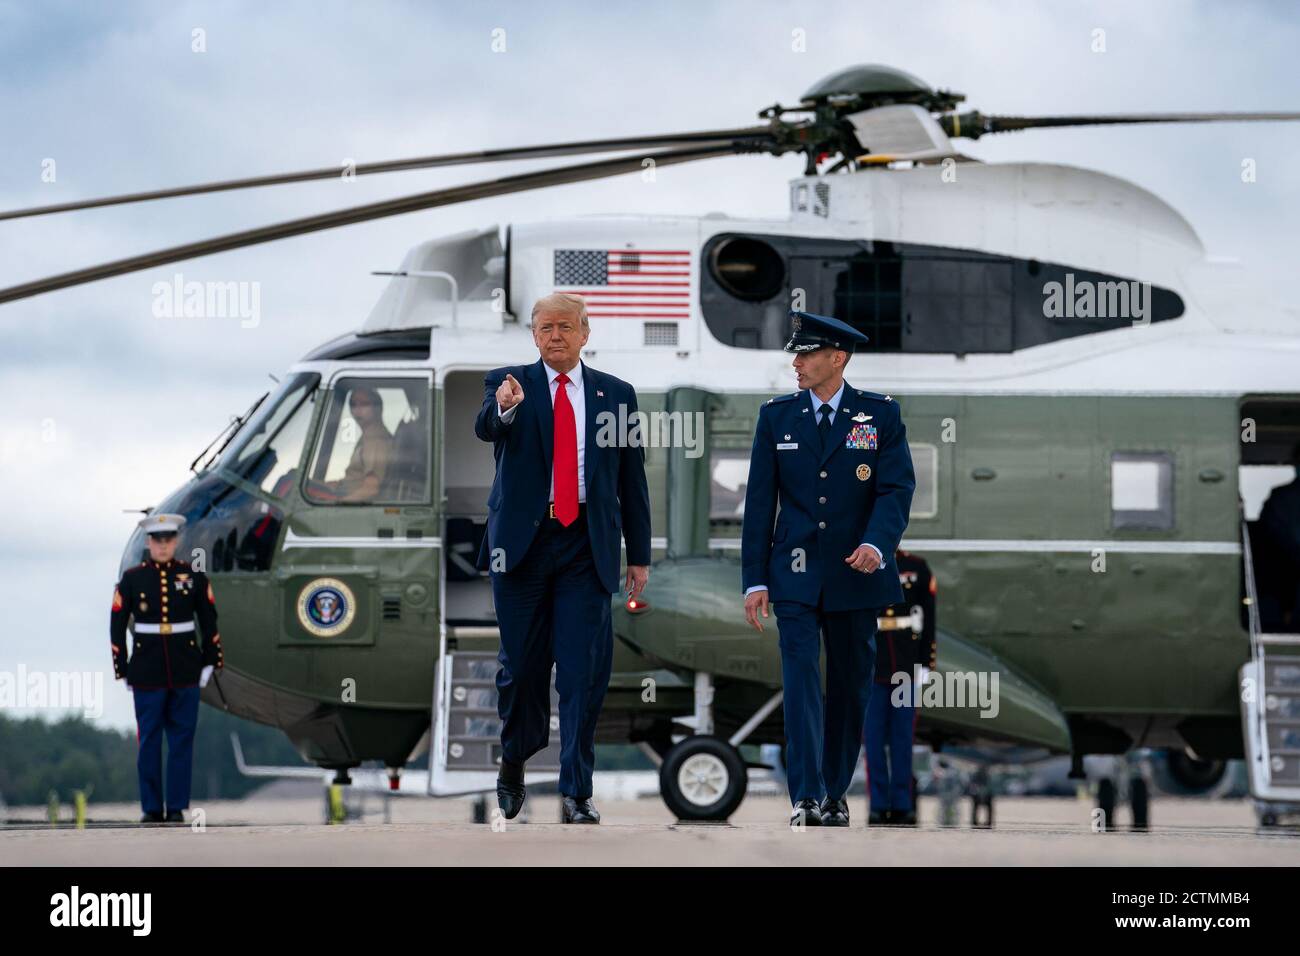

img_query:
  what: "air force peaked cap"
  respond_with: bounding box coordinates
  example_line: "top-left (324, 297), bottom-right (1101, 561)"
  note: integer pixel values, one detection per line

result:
top-left (783, 310), bottom-right (870, 354)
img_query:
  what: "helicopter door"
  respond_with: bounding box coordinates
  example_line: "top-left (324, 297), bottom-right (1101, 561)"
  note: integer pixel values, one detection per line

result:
top-left (278, 370), bottom-right (435, 647)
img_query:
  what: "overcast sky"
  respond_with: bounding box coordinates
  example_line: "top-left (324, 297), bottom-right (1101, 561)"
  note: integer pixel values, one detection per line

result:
top-left (2, 0), bottom-right (1297, 730)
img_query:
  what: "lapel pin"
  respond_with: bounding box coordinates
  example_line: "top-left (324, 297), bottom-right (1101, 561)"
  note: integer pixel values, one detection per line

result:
top-left (596, 389), bottom-right (604, 397)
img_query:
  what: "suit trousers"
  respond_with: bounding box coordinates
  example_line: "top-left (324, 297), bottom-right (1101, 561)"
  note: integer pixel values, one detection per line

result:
top-left (491, 511), bottom-right (613, 799)
top-left (773, 600), bottom-right (877, 804)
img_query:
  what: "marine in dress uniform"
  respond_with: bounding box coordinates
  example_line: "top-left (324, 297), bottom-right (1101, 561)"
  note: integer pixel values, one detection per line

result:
top-left (742, 311), bottom-right (916, 827)
top-left (110, 513), bottom-right (223, 824)
top-left (864, 549), bottom-right (936, 826)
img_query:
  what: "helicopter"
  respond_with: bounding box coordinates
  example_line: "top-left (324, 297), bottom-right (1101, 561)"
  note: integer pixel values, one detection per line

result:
top-left (5, 64), bottom-right (1300, 824)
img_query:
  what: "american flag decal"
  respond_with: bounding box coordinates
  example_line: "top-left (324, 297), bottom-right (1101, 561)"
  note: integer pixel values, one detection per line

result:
top-left (553, 248), bottom-right (691, 318)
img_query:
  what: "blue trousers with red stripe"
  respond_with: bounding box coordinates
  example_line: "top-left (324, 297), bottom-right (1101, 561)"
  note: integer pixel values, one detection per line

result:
top-left (133, 686), bottom-right (200, 814)
top-left (864, 681), bottom-right (916, 812)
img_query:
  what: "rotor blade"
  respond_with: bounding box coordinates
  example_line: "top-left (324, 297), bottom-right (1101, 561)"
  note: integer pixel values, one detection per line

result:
top-left (943, 110), bottom-right (1300, 139)
top-left (0, 126), bottom-right (773, 222)
top-left (0, 142), bottom-right (750, 305)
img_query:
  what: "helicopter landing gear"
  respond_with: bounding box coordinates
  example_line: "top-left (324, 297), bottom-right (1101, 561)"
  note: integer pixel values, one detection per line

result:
top-left (660, 735), bottom-right (747, 822)
top-left (657, 673), bottom-right (783, 822)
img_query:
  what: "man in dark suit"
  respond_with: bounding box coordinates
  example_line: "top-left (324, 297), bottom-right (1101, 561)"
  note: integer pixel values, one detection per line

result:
top-left (475, 292), bottom-right (652, 824)
top-left (742, 311), bottom-right (915, 827)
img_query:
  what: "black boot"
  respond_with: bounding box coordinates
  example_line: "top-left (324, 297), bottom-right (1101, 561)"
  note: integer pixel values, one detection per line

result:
top-left (561, 796), bottom-right (600, 824)
top-left (496, 759), bottom-right (526, 820)
top-left (790, 798), bottom-right (824, 827)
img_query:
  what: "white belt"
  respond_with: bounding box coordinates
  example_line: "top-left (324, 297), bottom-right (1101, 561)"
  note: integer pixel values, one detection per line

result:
top-left (133, 621), bottom-right (194, 635)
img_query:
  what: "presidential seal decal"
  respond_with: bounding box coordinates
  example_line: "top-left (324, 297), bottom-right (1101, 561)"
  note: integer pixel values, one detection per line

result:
top-left (297, 577), bottom-right (357, 638)
top-left (856, 464), bottom-right (872, 481)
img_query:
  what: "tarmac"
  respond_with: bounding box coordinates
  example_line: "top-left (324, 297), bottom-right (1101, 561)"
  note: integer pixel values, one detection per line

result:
top-left (5, 788), bottom-right (1299, 866)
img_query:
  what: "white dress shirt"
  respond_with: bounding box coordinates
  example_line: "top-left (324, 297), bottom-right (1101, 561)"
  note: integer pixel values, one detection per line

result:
top-left (746, 380), bottom-right (884, 597)
top-left (498, 361), bottom-right (587, 502)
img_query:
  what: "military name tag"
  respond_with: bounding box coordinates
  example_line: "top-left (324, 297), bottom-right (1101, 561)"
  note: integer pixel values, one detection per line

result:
top-left (777, 442), bottom-right (799, 450)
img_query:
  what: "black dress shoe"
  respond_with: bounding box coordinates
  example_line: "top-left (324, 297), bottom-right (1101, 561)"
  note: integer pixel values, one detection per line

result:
top-left (140, 811), bottom-right (164, 824)
top-left (820, 797), bottom-right (850, 827)
top-left (164, 810), bottom-right (185, 824)
top-left (896, 809), bottom-right (918, 826)
top-left (561, 796), bottom-right (600, 824)
top-left (790, 798), bottom-right (823, 827)
top-left (496, 759), bottom-right (526, 820)
top-left (867, 809), bottom-right (889, 826)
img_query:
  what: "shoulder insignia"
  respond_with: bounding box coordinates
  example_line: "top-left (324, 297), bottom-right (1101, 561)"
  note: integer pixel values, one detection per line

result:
top-left (766, 391), bottom-right (799, 406)
top-left (207, 581), bottom-right (215, 604)
top-left (112, 589), bottom-right (123, 612)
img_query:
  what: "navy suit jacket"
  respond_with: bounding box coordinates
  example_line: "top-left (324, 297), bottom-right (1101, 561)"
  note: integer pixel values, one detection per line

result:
top-left (741, 383), bottom-right (915, 611)
top-left (474, 359), bottom-right (652, 595)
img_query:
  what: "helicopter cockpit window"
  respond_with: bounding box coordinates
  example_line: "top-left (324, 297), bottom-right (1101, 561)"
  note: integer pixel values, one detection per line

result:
top-left (1111, 451), bottom-right (1175, 530)
top-left (219, 372), bottom-right (319, 499)
top-left (304, 377), bottom-right (430, 505)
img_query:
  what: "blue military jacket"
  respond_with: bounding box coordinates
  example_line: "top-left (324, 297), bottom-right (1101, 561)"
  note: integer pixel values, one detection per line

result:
top-left (741, 383), bottom-right (915, 611)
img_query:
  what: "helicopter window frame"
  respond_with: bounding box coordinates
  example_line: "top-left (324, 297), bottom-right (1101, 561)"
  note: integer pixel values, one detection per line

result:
top-left (216, 372), bottom-right (320, 494)
top-left (302, 371), bottom-right (433, 507)
top-left (1110, 451), bottom-right (1175, 531)
top-left (908, 442), bottom-right (939, 519)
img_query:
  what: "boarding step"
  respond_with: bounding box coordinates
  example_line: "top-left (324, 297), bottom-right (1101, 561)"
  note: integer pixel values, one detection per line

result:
top-left (1240, 635), bottom-right (1300, 801)
top-left (439, 650), bottom-right (562, 772)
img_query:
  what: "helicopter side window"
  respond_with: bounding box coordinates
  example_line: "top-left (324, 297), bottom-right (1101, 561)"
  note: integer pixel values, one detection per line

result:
top-left (710, 447), bottom-right (751, 523)
top-left (221, 373), bottom-right (319, 498)
top-left (304, 377), bottom-right (430, 505)
top-left (1111, 451), bottom-right (1175, 530)
top-left (909, 443), bottom-right (939, 519)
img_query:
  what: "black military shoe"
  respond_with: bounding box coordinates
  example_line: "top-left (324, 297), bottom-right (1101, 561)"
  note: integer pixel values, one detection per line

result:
top-left (867, 809), bottom-right (890, 826)
top-left (164, 810), bottom-right (185, 823)
top-left (496, 759), bottom-right (526, 820)
top-left (140, 811), bottom-right (164, 824)
top-left (790, 798), bottom-right (823, 827)
top-left (820, 797), bottom-right (850, 827)
top-left (896, 809), bottom-right (918, 827)
top-left (561, 796), bottom-right (600, 824)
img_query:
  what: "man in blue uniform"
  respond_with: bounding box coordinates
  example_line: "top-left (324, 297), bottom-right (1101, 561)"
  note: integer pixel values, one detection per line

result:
top-left (864, 549), bottom-right (936, 826)
top-left (110, 513), bottom-right (223, 824)
top-left (742, 311), bottom-right (915, 827)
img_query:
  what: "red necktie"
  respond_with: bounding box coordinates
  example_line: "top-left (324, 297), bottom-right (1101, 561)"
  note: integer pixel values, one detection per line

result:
top-left (552, 372), bottom-right (579, 526)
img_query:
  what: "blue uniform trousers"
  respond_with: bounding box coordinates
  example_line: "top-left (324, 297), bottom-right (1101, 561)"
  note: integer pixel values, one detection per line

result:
top-left (133, 685), bottom-right (200, 814)
top-left (774, 600), bottom-right (876, 804)
top-left (864, 682), bottom-right (916, 812)
top-left (491, 512), bottom-right (613, 800)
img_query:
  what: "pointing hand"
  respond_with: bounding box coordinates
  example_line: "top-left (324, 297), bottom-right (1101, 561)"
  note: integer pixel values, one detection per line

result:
top-left (497, 373), bottom-right (525, 411)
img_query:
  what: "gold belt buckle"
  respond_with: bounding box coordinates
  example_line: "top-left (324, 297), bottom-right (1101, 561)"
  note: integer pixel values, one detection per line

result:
top-left (159, 623), bottom-right (172, 635)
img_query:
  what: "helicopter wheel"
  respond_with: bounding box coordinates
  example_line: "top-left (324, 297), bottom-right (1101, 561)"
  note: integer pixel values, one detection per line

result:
top-left (659, 736), bottom-right (747, 822)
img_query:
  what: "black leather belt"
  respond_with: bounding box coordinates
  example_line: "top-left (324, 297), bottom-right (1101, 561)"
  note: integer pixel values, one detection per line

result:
top-left (546, 501), bottom-right (587, 521)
